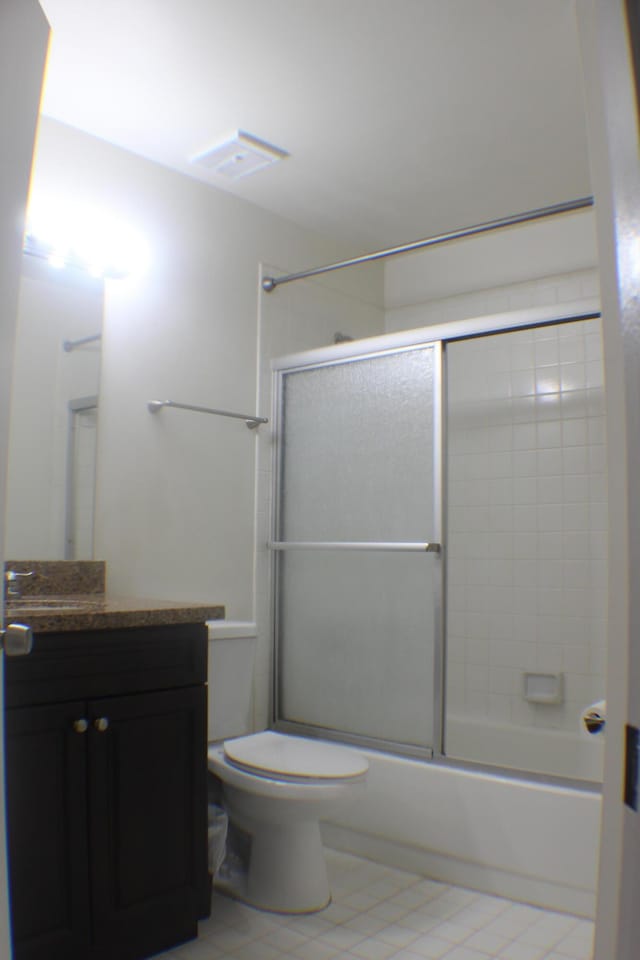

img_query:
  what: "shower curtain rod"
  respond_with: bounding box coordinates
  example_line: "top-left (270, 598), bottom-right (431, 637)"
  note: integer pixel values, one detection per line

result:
top-left (148, 399), bottom-right (268, 430)
top-left (261, 196), bottom-right (594, 293)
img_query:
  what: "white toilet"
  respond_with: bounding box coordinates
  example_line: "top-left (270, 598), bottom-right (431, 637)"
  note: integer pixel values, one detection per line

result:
top-left (206, 621), bottom-right (369, 914)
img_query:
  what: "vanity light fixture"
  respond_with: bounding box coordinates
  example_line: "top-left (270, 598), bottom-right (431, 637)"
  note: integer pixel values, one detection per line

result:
top-left (23, 201), bottom-right (149, 280)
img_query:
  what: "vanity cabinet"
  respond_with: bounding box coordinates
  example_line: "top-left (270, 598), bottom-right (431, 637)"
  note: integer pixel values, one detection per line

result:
top-left (4, 622), bottom-right (210, 960)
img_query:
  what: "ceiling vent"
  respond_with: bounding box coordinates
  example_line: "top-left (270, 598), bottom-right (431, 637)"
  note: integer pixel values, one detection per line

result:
top-left (191, 131), bottom-right (288, 180)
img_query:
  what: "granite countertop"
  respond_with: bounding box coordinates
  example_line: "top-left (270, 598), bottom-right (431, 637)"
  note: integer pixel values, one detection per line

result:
top-left (4, 561), bottom-right (224, 633)
top-left (6, 594), bottom-right (225, 633)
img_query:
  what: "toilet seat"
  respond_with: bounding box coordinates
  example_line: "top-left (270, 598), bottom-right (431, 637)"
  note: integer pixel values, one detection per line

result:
top-left (223, 731), bottom-right (369, 782)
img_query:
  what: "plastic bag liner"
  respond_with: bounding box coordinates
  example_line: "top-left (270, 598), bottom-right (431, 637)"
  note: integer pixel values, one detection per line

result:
top-left (207, 804), bottom-right (228, 875)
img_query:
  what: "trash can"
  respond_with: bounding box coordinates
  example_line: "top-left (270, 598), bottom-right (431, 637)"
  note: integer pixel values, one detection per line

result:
top-left (207, 803), bottom-right (228, 876)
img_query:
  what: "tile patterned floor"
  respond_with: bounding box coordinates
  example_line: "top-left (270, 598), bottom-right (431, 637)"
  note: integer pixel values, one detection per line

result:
top-left (159, 850), bottom-right (594, 960)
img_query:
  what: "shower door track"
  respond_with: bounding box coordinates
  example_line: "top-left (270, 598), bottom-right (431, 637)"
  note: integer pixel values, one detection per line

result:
top-left (274, 718), bottom-right (435, 761)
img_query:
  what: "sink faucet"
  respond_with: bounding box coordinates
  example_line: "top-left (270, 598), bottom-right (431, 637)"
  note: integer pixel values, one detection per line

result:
top-left (5, 570), bottom-right (35, 600)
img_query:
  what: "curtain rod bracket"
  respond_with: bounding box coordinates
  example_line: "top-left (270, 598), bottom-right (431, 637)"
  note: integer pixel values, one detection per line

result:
top-left (63, 333), bottom-right (102, 352)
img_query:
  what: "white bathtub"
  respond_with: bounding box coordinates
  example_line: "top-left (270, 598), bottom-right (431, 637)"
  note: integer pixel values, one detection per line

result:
top-left (445, 713), bottom-right (605, 783)
top-left (322, 746), bottom-right (601, 918)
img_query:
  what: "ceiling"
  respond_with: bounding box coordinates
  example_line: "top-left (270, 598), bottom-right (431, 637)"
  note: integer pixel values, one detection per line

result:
top-left (37, 0), bottom-right (591, 253)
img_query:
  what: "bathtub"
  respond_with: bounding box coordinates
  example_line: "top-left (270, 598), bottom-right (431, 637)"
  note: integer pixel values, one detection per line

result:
top-left (322, 745), bottom-right (601, 918)
top-left (445, 713), bottom-right (605, 783)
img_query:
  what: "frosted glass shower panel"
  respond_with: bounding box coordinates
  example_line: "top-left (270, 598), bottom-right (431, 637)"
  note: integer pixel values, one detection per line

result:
top-left (280, 348), bottom-right (435, 542)
top-left (278, 550), bottom-right (436, 748)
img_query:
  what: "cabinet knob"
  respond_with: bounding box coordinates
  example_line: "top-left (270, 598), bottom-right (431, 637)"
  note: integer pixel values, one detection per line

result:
top-left (94, 717), bottom-right (109, 733)
top-left (73, 718), bottom-right (89, 734)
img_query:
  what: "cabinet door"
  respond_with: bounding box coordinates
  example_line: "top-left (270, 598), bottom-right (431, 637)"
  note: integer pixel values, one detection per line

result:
top-left (87, 686), bottom-right (207, 960)
top-left (5, 701), bottom-right (91, 960)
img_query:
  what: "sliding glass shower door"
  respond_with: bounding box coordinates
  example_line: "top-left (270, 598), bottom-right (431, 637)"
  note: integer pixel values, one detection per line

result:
top-left (272, 343), bottom-right (442, 756)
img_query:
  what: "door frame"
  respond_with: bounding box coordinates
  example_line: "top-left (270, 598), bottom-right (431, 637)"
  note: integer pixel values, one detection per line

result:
top-left (0, 3), bottom-right (50, 959)
top-left (577, 2), bottom-right (640, 957)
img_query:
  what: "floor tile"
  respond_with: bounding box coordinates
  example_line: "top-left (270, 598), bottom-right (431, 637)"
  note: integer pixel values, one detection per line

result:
top-left (158, 850), bottom-right (593, 960)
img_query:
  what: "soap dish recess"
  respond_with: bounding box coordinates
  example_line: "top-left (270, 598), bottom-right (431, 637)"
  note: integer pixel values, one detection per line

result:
top-left (523, 672), bottom-right (564, 705)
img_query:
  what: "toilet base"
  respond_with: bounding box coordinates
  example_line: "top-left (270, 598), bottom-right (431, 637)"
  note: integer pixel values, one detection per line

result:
top-left (215, 818), bottom-right (331, 914)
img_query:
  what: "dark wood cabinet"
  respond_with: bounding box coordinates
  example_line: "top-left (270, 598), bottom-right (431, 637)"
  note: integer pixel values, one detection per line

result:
top-left (5, 700), bottom-right (91, 960)
top-left (4, 623), bottom-right (210, 960)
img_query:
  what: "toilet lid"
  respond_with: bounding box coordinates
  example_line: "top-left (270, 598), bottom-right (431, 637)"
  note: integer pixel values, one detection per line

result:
top-left (223, 731), bottom-right (369, 780)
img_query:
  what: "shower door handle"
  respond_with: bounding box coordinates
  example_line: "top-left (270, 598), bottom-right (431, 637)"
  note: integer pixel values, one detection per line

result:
top-left (268, 541), bottom-right (441, 553)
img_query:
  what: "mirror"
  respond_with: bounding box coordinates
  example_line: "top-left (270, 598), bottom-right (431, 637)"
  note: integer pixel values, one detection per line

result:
top-left (5, 254), bottom-right (103, 560)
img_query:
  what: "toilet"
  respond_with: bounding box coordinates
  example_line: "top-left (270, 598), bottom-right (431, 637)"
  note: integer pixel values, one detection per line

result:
top-left (206, 621), bottom-right (369, 914)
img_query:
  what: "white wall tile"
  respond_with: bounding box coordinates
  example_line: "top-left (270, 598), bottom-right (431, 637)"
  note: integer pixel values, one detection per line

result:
top-left (445, 318), bottom-right (607, 779)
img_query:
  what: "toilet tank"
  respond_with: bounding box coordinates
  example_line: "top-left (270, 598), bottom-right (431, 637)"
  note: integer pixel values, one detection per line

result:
top-left (207, 620), bottom-right (257, 742)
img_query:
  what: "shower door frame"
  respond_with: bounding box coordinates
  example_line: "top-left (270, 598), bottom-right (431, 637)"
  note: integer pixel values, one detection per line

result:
top-left (268, 298), bottom-right (602, 763)
top-left (270, 338), bottom-right (444, 760)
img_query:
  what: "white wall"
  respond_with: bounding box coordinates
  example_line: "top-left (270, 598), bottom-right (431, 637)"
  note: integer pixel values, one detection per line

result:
top-left (385, 208), bottom-right (599, 322)
top-left (27, 118), bottom-right (384, 617)
top-left (387, 266), bottom-right (599, 334)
